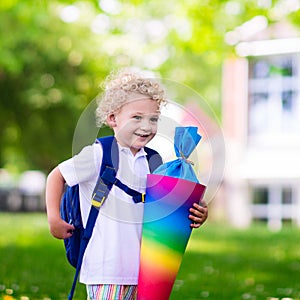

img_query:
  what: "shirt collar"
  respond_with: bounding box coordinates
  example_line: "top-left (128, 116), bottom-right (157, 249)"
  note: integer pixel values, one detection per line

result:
top-left (118, 144), bottom-right (147, 158)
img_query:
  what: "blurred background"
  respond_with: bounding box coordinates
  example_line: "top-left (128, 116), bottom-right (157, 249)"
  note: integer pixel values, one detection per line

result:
top-left (1, 1), bottom-right (300, 299)
top-left (1, 0), bottom-right (300, 230)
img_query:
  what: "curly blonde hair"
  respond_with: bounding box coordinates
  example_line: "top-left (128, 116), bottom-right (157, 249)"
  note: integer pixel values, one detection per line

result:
top-left (96, 69), bottom-right (167, 127)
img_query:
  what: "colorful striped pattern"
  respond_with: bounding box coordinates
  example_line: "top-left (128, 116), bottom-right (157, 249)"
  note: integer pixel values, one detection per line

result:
top-left (137, 174), bottom-right (206, 300)
top-left (87, 284), bottom-right (137, 300)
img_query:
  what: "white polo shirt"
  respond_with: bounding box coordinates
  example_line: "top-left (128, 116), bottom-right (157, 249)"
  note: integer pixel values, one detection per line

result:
top-left (58, 141), bottom-right (150, 284)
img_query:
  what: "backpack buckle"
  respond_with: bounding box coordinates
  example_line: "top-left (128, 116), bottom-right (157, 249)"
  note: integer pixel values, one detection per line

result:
top-left (91, 182), bottom-right (109, 208)
top-left (91, 196), bottom-right (106, 208)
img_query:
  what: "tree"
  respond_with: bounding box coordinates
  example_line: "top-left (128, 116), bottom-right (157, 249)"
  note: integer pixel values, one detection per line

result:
top-left (0, 0), bottom-right (298, 173)
top-left (0, 1), bottom-right (110, 172)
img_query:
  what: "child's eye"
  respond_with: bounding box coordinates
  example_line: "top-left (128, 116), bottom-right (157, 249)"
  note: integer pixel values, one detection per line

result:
top-left (133, 115), bottom-right (142, 120)
top-left (150, 117), bottom-right (159, 123)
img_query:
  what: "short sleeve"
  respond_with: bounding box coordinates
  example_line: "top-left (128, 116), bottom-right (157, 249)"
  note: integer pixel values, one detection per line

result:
top-left (58, 143), bottom-right (103, 187)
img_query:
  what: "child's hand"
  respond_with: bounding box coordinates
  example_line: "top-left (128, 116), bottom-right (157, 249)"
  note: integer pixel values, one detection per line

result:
top-left (189, 200), bottom-right (208, 228)
top-left (48, 217), bottom-right (75, 239)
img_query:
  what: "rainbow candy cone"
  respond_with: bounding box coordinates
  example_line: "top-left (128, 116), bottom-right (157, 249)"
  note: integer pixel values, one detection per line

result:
top-left (137, 174), bottom-right (206, 300)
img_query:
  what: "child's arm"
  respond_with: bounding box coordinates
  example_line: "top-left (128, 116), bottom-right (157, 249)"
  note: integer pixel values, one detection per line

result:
top-left (45, 166), bottom-right (75, 239)
top-left (189, 200), bottom-right (208, 228)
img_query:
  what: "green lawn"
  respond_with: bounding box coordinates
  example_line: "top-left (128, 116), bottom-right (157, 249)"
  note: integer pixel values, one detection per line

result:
top-left (1, 213), bottom-right (300, 300)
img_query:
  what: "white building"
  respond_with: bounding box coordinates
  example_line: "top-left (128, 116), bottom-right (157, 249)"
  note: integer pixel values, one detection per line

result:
top-left (222, 20), bottom-right (300, 230)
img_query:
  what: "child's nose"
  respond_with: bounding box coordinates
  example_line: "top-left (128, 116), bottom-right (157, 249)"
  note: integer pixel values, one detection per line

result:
top-left (140, 119), bottom-right (152, 131)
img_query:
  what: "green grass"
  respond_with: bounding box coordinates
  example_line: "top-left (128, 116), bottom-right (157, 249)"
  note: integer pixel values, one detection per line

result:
top-left (1, 213), bottom-right (300, 300)
top-left (173, 222), bottom-right (300, 300)
top-left (0, 213), bottom-right (86, 300)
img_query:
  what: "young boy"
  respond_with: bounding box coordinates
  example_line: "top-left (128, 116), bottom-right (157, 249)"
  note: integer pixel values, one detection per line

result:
top-left (45, 70), bottom-right (208, 300)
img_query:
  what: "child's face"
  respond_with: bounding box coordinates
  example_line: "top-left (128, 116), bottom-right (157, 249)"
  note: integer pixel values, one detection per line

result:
top-left (107, 97), bottom-right (160, 155)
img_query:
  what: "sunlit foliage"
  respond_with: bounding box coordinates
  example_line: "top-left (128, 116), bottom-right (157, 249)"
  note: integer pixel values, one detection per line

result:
top-left (0, 0), bottom-right (298, 172)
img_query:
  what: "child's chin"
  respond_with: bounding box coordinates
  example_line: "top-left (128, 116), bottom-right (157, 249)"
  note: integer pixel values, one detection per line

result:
top-left (136, 135), bottom-right (150, 143)
top-left (133, 140), bottom-right (148, 150)
top-left (133, 142), bottom-right (146, 150)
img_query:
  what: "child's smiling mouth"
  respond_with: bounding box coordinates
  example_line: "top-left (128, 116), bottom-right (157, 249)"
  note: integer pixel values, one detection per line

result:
top-left (135, 133), bottom-right (150, 138)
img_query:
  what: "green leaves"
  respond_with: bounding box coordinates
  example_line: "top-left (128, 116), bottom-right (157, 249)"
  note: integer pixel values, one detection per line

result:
top-left (0, 0), bottom-right (298, 172)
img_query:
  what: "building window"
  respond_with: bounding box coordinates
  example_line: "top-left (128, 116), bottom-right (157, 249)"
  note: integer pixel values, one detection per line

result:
top-left (253, 187), bottom-right (268, 204)
top-left (248, 54), bottom-right (300, 137)
top-left (250, 55), bottom-right (294, 79)
top-left (251, 185), bottom-right (296, 230)
top-left (282, 187), bottom-right (292, 204)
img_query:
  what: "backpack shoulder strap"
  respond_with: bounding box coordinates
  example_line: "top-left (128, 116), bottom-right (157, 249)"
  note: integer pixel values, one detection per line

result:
top-left (91, 136), bottom-right (119, 205)
top-left (144, 146), bottom-right (163, 173)
top-left (68, 136), bottom-right (117, 300)
top-left (97, 135), bottom-right (119, 176)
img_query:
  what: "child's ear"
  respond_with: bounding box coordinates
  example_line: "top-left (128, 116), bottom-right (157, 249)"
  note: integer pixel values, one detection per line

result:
top-left (107, 113), bottom-right (117, 127)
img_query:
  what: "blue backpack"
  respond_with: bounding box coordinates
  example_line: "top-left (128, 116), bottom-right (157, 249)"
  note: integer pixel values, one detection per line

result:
top-left (60, 136), bottom-right (162, 300)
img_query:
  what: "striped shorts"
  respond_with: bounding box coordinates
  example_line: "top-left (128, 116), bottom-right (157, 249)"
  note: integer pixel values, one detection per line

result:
top-left (86, 284), bottom-right (137, 300)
